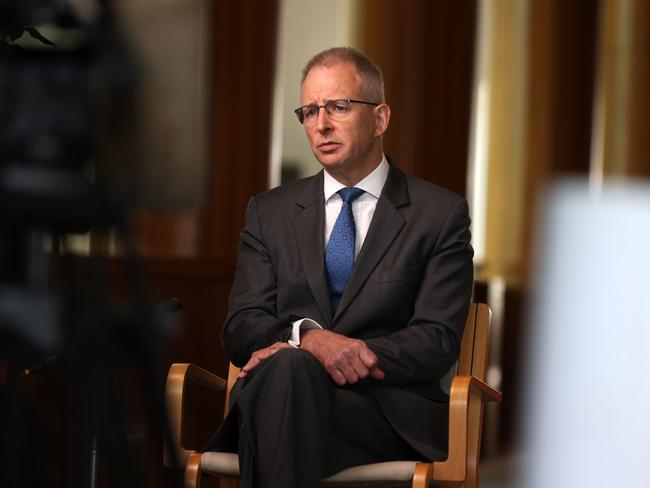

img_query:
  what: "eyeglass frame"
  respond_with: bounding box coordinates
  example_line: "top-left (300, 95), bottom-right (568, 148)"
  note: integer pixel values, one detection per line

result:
top-left (293, 98), bottom-right (380, 125)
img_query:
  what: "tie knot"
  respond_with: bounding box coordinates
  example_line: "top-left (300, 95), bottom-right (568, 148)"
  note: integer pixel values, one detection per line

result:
top-left (338, 187), bottom-right (365, 204)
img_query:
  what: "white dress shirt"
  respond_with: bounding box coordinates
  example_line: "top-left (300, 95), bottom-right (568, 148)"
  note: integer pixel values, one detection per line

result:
top-left (288, 156), bottom-right (390, 347)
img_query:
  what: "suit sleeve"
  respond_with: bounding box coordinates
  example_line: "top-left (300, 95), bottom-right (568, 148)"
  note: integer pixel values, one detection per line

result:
top-left (221, 197), bottom-right (292, 367)
top-left (365, 198), bottom-right (474, 385)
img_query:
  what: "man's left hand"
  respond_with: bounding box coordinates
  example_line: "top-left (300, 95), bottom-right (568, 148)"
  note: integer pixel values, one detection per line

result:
top-left (300, 329), bottom-right (385, 385)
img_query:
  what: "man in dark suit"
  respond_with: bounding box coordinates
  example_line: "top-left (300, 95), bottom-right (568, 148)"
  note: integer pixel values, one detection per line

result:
top-left (205, 47), bottom-right (473, 488)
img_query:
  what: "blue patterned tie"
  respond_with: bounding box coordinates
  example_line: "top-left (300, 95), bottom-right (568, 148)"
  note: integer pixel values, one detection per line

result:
top-left (325, 187), bottom-right (365, 313)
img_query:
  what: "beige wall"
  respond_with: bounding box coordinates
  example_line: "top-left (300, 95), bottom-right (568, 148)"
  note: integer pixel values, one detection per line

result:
top-left (271, 0), bottom-right (359, 186)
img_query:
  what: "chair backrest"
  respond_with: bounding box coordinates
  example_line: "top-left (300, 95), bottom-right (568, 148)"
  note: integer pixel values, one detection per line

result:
top-left (441, 302), bottom-right (493, 488)
top-left (224, 303), bottom-right (491, 415)
top-left (457, 303), bottom-right (491, 381)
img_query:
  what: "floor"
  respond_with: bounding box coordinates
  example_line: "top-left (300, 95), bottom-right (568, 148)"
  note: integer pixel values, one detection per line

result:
top-left (478, 454), bottom-right (517, 488)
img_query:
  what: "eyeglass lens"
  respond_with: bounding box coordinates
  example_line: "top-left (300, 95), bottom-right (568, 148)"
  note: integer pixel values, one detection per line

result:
top-left (298, 100), bottom-right (351, 124)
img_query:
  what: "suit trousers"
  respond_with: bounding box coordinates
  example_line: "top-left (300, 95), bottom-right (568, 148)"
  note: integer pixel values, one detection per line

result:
top-left (204, 348), bottom-right (423, 488)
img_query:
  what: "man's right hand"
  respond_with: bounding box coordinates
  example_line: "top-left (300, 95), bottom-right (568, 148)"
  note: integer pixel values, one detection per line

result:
top-left (238, 341), bottom-right (293, 379)
top-left (299, 329), bottom-right (385, 385)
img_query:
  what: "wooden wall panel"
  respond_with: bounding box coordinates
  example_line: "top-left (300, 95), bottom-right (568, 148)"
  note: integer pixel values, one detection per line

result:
top-left (358, 0), bottom-right (478, 197)
top-left (626, 0), bottom-right (650, 176)
top-left (596, 0), bottom-right (650, 177)
top-left (202, 0), bottom-right (278, 260)
top-left (523, 0), bottom-right (598, 280)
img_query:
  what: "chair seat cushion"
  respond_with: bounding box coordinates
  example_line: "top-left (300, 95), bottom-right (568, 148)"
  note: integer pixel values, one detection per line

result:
top-left (200, 452), bottom-right (420, 483)
top-left (200, 452), bottom-right (239, 477)
top-left (324, 461), bottom-right (418, 482)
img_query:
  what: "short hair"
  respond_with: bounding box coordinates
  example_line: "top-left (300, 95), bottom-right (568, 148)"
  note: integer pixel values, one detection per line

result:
top-left (301, 47), bottom-right (385, 103)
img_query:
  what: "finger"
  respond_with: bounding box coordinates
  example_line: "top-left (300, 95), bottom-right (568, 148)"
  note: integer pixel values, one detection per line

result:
top-left (370, 366), bottom-right (385, 380)
top-left (338, 362), bottom-right (360, 384)
top-left (341, 349), bottom-right (371, 380)
top-left (255, 349), bottom-right (275, 360)
top-left (333, 349), bottom-right (362, 383)
top-left (328, 366), bottom-right (348, 386)
top-left (241, 355), bottom-right (261, 373)
top-left (239, 343), bottom-right (293, 378)
top-left (358, 347), bottom-right (379, 369)
top-left (238, 365), bottom-right (250, 378)
top-left (350, 359), bottom-right (371, 379)
top-left (262, 343), bottom-right (292, 358)
top-left (242, 354), bottom-right (270, 374)
top-left (239, 353), bottom-right (269, 378)
top-left (252, 345), bottom-right (282, 362)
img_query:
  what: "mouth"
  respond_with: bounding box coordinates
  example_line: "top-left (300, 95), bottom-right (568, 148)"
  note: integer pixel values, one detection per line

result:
top-left (317, 141), bottom-right (341, 153)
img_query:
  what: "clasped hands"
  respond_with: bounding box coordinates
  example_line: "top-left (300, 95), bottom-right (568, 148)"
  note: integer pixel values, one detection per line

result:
top-left (238, 329), bottom-right (385, 386)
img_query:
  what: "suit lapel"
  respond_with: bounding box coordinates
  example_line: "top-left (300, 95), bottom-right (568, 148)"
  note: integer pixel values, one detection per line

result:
top-left (333, 165), bottom-right (410, 322)
top-left (292, 172), bottom-right (333, 324)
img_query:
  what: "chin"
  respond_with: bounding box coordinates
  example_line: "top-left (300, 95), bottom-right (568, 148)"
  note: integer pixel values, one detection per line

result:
top-left (318, 159), bottom-right (348, 173)
top-left (314, 152), bottom-right (341, 167)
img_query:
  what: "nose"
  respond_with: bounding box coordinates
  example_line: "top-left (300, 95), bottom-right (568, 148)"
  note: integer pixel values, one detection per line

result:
top-left (314, 106), bottom-right (333, 133)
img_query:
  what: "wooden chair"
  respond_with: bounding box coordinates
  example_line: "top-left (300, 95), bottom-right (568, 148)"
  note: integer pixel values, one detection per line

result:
top-left (165, 303), bottom-right (502, 487)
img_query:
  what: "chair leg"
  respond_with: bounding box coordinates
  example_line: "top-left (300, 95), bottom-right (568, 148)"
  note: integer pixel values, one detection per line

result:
top-left (184, 453), bottom-right (203, 488)
top-left (412, 463), bottom-right (432, 488)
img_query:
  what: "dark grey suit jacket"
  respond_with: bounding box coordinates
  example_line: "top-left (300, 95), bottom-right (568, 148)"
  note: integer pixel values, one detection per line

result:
top-left (221, 161), bottom-right (474, 460)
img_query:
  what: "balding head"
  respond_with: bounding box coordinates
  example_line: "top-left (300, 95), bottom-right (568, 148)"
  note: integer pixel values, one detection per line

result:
top-left (301, 47), bottom-right (385, 103)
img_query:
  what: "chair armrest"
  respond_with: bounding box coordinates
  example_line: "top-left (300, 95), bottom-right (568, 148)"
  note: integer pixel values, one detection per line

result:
top-left (164, 363), bottom-right (227, 467)
top-left (461, 375), bottom-right (502, 402)
top-left (430, 375), bottom-right (502, 485)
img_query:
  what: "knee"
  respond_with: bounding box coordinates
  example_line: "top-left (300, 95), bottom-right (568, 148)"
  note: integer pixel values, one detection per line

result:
top-left (267, 347), bottom-right (321, 371)
top-left (249, 347), bottom-right (325, 382)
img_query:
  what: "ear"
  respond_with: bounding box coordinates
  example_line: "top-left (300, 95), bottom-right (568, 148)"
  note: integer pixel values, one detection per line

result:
top-left (374, 104), bottom-right (391, 137)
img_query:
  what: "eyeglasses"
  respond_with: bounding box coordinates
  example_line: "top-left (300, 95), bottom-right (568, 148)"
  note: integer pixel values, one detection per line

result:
top-left (293, 99), bottom-right (379, 125)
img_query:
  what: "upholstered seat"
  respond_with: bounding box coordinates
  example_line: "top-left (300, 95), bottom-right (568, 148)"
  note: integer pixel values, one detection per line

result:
top-left (199, 452), bottom-right (420, 484)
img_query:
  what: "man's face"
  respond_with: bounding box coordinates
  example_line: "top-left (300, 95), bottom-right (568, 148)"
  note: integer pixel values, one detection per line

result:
top-left (300, 63), bottom-right (386, 178)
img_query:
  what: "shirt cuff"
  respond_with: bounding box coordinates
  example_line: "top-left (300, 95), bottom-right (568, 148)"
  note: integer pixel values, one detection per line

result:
top-left (288, 318), bottom-right (323, 347)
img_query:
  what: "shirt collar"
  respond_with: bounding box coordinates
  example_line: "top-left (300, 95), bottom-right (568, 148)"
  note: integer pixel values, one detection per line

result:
top-left (323, 155), bottom-right (389, 202)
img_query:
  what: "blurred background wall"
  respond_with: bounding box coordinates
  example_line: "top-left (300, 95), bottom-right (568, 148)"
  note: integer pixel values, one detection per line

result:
top-left (273, 0), bottom-right (360, 184)
top-left (3, 0), bottom-right (648, 486)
